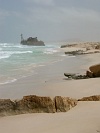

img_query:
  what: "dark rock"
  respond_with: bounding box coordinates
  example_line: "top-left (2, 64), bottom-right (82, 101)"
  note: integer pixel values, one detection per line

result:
top-left (86, 70), bottom-right (93, 78)
top-left (64, 73), bottom-right (88, 80)
top-left (64, 73), bottom-right (76, 78)
top-left (65, 50), bottom-right (84, 55)
top-left (61, 44), bottom-right (77, 48)
top-left (95, 45), bottom-right (100, 49)
top-left (61, 44), bottom-right (69, 48)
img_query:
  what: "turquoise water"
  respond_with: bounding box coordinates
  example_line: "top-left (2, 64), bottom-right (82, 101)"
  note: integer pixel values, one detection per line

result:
top-left (0, 42), bottom-right (66, 84)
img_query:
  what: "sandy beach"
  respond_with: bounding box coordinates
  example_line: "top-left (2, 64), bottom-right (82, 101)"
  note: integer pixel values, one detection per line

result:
top-left (1, 0), bottom-right (100, 132)
top-left (0, 102), bottom-right (100, 133)
top-left (0, 44), bottom-right (100, 133)
top-left (0, 52), bottom-right (89, 99)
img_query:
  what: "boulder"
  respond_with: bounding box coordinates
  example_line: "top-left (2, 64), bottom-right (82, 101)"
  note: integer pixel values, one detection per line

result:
top-left (89, 64), bottom-right (100, 77)
top-left (15, 95), bottom-right (56, 113)
top-left (54, 96), bottom-right (77, 112)
top-left (0, 99), bottom-right (15, 116)
top-left (86, 70), bottom-right (93, 78)
top-left (78, 95), bottom-right (100, 101)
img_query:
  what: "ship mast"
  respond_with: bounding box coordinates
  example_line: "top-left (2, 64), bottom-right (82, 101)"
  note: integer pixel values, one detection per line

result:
top-left (21, 34), bottom-right (24, 41)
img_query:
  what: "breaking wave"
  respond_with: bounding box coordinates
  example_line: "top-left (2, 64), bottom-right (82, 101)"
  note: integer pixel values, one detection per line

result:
top-left (44, 48), bottom-right (59, 54)
top-left (0, 51), bottom-right (33, 60)
top-left (0, 42), bottom-right (65, 85)
top-left (0, 78), bottom-right (17, 85)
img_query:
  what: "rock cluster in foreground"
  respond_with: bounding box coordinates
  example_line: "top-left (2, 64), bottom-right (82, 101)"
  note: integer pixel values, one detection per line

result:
top-left (1, 94), bottom-right (100, 117)
top-left (0, 95), bottom-right (77, 116)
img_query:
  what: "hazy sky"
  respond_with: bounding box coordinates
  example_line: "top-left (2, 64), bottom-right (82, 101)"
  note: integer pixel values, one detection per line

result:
top-left (0, 0), bottom-right (100, 43)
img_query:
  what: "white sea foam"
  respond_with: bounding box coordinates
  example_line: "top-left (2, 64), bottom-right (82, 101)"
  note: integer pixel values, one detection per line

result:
top-left (13, 51), bottom-right (32, 54)
top-left (44, 48), bottom-right (58, 54)
top-left (61, 55), bottom-right (76, 58)
top-left (0, 78), bottom-right (17, 85)
top-left (3, 45), bottom-right (23, 48)
top-left (0, 43), bottom-right (8, 46)
top-left (0, 51), bottom-right (11, 59)
top-left (0, 51), bottom-right (33, 60)
top-left (0, 55), bottom-right (11, 59)
top-left (0, 43), bottom-right (25, 49)
top-left (60, 54), bottom-right (66, 56)
top-left (68, 55), bottom-right (76, 58)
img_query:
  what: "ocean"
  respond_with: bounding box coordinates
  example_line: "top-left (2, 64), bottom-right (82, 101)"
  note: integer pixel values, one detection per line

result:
top-left (0, 42), bottom-right (67, 84)
top-left (0, 42), bottom-right (89, 86)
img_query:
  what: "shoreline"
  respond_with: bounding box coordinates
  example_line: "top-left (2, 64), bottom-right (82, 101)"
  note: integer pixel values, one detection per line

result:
top-left (0, 47), bottom-right (100, 100)
top-left (0, 53), bottom-right (92, 100)
top-left (0, 43), bottom-right (100, 133)
top-left (0, 43), bottom-right (61, 85)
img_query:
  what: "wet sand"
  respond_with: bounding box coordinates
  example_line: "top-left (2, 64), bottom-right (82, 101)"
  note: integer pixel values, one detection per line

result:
top-left (0, 53), bottom-right (90, 99)
top-left (0, 52), bottom-right (100, 99)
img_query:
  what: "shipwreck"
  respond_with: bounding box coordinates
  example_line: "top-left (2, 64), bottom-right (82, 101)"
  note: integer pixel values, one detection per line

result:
top-left (20, 34), bottom-right (45, 46)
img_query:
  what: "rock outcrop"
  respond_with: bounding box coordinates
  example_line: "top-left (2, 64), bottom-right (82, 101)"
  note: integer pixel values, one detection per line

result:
top-left (55, 96), bottom-right (77, 112)
top-left (65, 50), bottom-right (84, 55)
top-left (64, 63), bottom-right (100, 79)
top-left (64, 73), bottom-right (88, 80)
top-left (0, 99), bottom-right (15, 116)
top-left (15, 95), bottom-right (55, 113)
top-left (61, 42), bottom-right (100, 49)
top-left (61, 42), bottom-right (100, 56)
top-left (86, 64), bottom-right (100, 78)
top-left (89, 64), bottom-right (100, 77)
top-left (2, 94), bottom-right (100, 117)
top-left (86, 70), bottom-right (93, 78)
top-left (78, 95), bottom-right (100, 101)
top-left (0, 95), bottom-right (77, 116)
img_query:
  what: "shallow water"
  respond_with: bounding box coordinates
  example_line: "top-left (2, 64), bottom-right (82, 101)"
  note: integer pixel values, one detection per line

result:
top-left (0, 42), bottom-right (89, 85)
top-left (0, 42), bottom-right (66, 84)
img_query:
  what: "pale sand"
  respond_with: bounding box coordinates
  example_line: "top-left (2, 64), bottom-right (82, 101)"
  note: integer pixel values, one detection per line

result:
top-left (61, 45), bottom-right (100, 54)
top-left (61, 47), bottom-right (86, 52)
top-left (39, 78), bottom-right (100, 99)
top-left (0, 102), bottom-right (100, 133)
